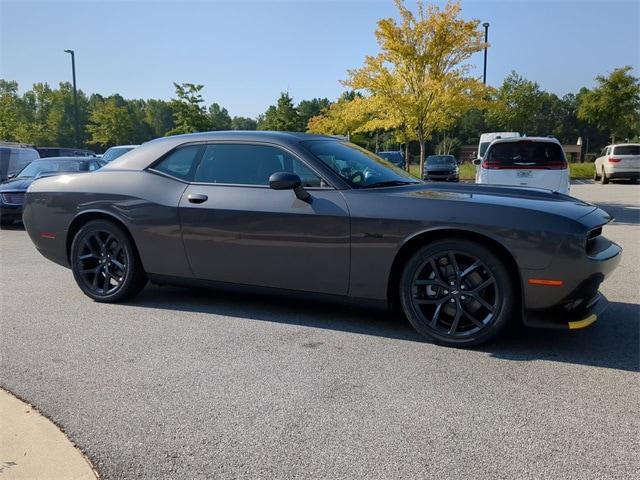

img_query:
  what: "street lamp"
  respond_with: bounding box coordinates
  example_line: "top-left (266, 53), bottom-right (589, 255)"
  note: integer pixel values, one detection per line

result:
top-left (482, 23), bottom-right (490, 85)
top-left (64, 49), bottom-right (80, 148)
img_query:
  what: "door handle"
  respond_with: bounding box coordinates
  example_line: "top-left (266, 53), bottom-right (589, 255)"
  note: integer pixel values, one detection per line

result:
top-left (187, 194), bottom-right (208, 204)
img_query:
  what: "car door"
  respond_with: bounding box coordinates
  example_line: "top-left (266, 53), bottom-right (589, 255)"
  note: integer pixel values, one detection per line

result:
top-left (178, 142), bottom-right (350, 295)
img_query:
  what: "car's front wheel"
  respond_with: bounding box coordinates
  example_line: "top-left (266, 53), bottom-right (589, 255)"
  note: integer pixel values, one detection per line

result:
top-left (399, 239), bottom-right (515, 347)
top-left (71, 220), bottom-right (147, 302)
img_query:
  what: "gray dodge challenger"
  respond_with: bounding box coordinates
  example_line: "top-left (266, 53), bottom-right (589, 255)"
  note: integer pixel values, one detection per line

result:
top-left (22, 131), bottom-right (622, 347)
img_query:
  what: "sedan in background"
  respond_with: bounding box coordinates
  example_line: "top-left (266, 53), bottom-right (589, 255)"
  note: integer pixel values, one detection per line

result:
top-left (474, 137), bottom-right (570, 194)
top-left (424, 155), bottom-right (459, 181)
top-left (377, 150), bottom-right (406, 169)
top-left (0, 156), bottom-right (104, 226)
top-left (23, 131), bottom-right (621, 347)
top-left (101, 145), bottom-right (139, 163)
top-left (594, 143), bottom-right (640, 184)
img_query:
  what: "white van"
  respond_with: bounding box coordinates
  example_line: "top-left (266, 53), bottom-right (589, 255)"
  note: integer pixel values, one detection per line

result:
top-left (477, 132), bottom-right (520, 159)
top-left (474, 136), bottom-right (570, 194)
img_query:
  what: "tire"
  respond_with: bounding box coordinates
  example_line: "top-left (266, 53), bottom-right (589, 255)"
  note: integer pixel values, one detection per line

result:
top-left (600, 169), bottom-right (609, 184)
top-left (0, 217), bottom-right (14, 227)
top-left (399, 239), bottom-right (515, 347)
top-left (593, 168), bottom-right (600, 181)
top-left (71, 220), bottom-right (147, 302)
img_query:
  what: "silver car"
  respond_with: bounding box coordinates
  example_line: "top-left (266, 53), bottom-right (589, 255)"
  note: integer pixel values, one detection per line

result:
top-left (594, 143), bottom-right (640, 184)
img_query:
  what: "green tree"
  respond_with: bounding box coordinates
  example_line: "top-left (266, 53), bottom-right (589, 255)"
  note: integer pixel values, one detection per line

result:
top-left (577, 66), bottom-right (640, 143)
top-left (0, 80), bottom-right (25, 142)
top-left (258, 92), bottom-right (300, 131)
top-left (144, 99), bottom-right (175, 138)
top-left (209, 102), bottom-right (232, 130)
top-left (168, 83), bottom-right (211, 135)
top-left (297, 97), bottom-right (330, 131)
top-left (231, 116), bottom-right (257, 130)
top-left (86, 98), bottom-right (135, 147)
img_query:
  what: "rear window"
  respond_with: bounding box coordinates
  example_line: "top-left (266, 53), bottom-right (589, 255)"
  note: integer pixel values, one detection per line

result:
top-left (613, 145), bottom-right (640, 156)
top-left (486, 141), bottom-right (566, 168)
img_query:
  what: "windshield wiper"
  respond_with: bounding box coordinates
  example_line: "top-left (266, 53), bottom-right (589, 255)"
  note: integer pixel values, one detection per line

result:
top-left (361, 180), bottom-right (419, 189)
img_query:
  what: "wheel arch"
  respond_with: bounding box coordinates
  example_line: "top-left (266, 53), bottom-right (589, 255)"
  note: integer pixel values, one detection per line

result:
top-left (387, 228), bottom-right (523, 312)
top-left (66, 210), bottom-right (139, 265)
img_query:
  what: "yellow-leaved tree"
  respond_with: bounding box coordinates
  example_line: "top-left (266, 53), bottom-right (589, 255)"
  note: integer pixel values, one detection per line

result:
top-left (343, 0), bottom-right (487, 174)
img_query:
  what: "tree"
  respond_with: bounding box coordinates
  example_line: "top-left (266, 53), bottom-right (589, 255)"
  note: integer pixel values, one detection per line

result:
top-left (144, 99), bottom-right (175, 138)
top-left (168, 83), bottom-right (211, 135)
top-left (231, 116), bottom-right (257, 130)
top-left (297, 97), bottom-right (330, 131)
top-left (258, 92), bottom-right (300, 131)
top-left (209, 102), bottom-right (232, 130)
top-left (344, 0), bottom-right (487, 174)
top-left (577, 66), bottom-right (640, 143)
top-left (86, 98), bottom-right (135, 147)
top-left (0, 80), bottom-right (25, 142)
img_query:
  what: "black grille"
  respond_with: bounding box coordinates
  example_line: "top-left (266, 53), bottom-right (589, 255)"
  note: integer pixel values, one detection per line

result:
top-left (1, 192), bottom-right (26, 205)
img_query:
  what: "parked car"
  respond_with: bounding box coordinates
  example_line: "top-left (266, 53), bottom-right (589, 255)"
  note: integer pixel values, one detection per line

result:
top-left (23, 131), bottom-right (620, 347)
top-left (0, 143), bottom-right (40, 182)
top-left (36, 147), bottom-right (96, 158)
top-left (473, 137), bottom-right (570, 194)
top-left (477, 132), bottom-right (520, 159)
top-left (0, 156), bottom-right (104, 226)
top-left (377, 150), bottom-right (406, 169)
top-left (594, 143), bottom-right (640, 184)
top-left (101, 145), bottom-right (139, 163)
top-left (424, 155), bottom-right (459, 181)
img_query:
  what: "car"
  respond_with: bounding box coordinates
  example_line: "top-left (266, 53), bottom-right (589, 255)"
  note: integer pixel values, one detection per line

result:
top-left (101, 145), bottom-right (139, 163)
top-left (377, 150), bottom-right (406, 169)
top-left (477, 132), bottom-right (520, 159)
top-left (0, 143), bottom-right (40, 182)
top-left (23, 131), bottom-right (621, 347)
top-left (35, 147), bottom-right (96, 158)
top-left (424, 155), bottom-right (459, 181)
top-left (594, 143), bottom-right (640, 184)
top-left (0, 156), bottom-right (104, 226)
top-left (473, 136), bottom-right (570, 194)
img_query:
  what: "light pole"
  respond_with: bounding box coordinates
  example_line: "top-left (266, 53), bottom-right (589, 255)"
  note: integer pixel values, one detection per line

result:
top-left (482, 23), bottom-right (490, 85)
top-left (64, 49), bottom-right (80, 147)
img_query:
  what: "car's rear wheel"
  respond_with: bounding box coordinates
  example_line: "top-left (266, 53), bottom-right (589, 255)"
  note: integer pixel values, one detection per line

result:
top-left (71, 220), bottom-right (147, 302)
top-left (601, 169), bottom-right (609, 184)
top-left (399, 239), bottom-right (515, 347)
top-left (593, 168), bottom-right (600, 181)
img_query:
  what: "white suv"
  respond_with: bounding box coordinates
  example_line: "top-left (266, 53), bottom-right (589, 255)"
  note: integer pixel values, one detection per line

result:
top-left (473, 136), bottom-right (570, 194)
top-left (594, 144), bottom-right (640, 184)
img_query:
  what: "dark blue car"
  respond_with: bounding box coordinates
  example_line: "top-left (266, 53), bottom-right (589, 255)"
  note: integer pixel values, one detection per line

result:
top-left (0, 157), bottom-right (104, 226)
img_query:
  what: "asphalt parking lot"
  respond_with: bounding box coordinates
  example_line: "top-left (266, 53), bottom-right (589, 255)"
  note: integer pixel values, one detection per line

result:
top-left (1, 181), bottom-right (638, 479)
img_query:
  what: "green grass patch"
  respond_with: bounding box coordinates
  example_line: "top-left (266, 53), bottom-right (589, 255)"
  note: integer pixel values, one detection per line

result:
top-left (408, 162), bottom-right (595, 180)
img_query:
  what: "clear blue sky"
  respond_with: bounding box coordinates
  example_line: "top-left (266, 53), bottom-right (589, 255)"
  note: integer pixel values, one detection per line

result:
top-left (2, 0), bottom-right (638, 118)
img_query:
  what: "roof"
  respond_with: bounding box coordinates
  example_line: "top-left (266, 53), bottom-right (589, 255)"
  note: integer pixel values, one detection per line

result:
top-left (491, 136), bottom-right (561, 145)
top-left (149, 130), bottom-right (335, 143)
top-left (32, 156), bottom-right (97, 162)
top-left (106, 145), bottom-right (139, 149)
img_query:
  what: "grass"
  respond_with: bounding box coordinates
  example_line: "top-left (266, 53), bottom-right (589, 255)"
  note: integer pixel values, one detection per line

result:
top-left (408, 162), bottom-right (595, 180)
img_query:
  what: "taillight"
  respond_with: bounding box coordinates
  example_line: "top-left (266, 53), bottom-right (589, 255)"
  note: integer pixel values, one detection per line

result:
top-left (481, 160), bottom-right (567, 170)
top-left (608, 157), bottom-right (621, 163)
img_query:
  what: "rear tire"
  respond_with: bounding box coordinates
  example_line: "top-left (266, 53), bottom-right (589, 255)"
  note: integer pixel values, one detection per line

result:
top-left (593, 168), bottom-right (600, 181)
top-left (601, 169), bottom-right (609, 184)
top-left (71, 220), bottom-right (147, 302)
top-left (399, 239), bottom-right (515, 347)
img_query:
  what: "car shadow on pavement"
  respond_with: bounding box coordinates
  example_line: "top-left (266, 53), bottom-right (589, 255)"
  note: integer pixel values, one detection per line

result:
top-left (130, 285), bottom-right (639, 373)
top-left (595, 202), bottom-right (640, 226)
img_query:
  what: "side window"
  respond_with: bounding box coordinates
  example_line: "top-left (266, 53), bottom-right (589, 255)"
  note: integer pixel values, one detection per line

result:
top-left (153, 145), bottom-right (202, 180)
top-left (194, 144), bottom-right (323, 187)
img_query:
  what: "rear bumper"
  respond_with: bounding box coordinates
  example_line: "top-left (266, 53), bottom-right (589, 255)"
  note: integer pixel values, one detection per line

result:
top-left (607, 171), bottom-right (639, 179)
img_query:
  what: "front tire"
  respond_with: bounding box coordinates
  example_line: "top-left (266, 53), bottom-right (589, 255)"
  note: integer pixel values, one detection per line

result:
top-left (71, 220), bottom-right (147, 302)
top-left (0, 217), bottom-right (14, 227)
top-left (399, 239), bottom-right (515, 347)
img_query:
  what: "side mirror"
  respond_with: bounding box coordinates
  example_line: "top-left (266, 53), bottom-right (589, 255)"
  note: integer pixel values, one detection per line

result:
top-left (269, 172), bottom-right (311, 202)
top-left (6, 173), bottom-right (15, 180)
top-left (472, 158), bottom-right (482, 166)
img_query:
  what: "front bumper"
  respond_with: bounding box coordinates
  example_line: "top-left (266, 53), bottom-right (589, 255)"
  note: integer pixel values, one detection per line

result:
top-left (424, 172), bottom-right (459, 182)
top-left (522, 238), bottom-right (621, 330)
top-left (0, 204), bottom-right (24, 220)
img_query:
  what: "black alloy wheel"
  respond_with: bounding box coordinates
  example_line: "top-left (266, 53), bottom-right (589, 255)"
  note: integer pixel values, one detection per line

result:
top-left (399, 239), bottom-right (514, 347)
top-left (71, 220), bottom-right (147, 302)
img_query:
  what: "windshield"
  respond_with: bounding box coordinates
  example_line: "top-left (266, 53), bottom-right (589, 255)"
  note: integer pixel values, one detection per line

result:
top-left (427, 156), bottom-right (456, 165)
top-left (102, 146), bottom-right (134, 162)
top-left (17, 160), bottom-right (90, 178)
top-left (302, 141), bottom-right (420, 188)
top-left (486, 141), bottom-right (566, 167)
top-left (613, 145), bottom-right (640, 156)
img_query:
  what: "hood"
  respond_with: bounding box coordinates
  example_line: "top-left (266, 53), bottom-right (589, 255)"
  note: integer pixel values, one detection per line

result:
top-left (0, 177), bottom-right (33, 191)
top-left (386, 182), bottom-right (598, 221)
